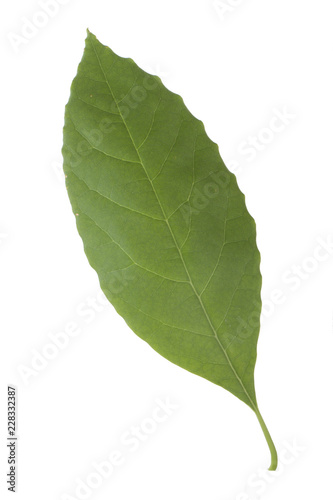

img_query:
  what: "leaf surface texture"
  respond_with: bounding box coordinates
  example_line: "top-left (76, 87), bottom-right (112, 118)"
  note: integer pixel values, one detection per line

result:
top-left (62, 31), bottom-right (277, 469)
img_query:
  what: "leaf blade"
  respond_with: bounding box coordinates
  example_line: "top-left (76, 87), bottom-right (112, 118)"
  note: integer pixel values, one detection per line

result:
top-left (63, 31), bottom-right (277, 469)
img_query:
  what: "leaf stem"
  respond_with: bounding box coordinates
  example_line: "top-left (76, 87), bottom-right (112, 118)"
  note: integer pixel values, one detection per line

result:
top-left (254, 408), bottom-right (278, 471)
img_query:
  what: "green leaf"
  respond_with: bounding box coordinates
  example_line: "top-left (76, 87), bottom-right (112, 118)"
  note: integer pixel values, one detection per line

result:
top-left (62, 30), bottom-right (277, 470)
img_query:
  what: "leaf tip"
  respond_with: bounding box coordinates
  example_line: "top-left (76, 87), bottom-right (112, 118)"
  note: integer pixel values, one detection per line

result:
top-left (85, 28), bottom-right (96, 42)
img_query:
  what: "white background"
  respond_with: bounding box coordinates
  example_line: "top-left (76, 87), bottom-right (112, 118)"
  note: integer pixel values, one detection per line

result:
top-left (1, 0), bottom-right (333, 499)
